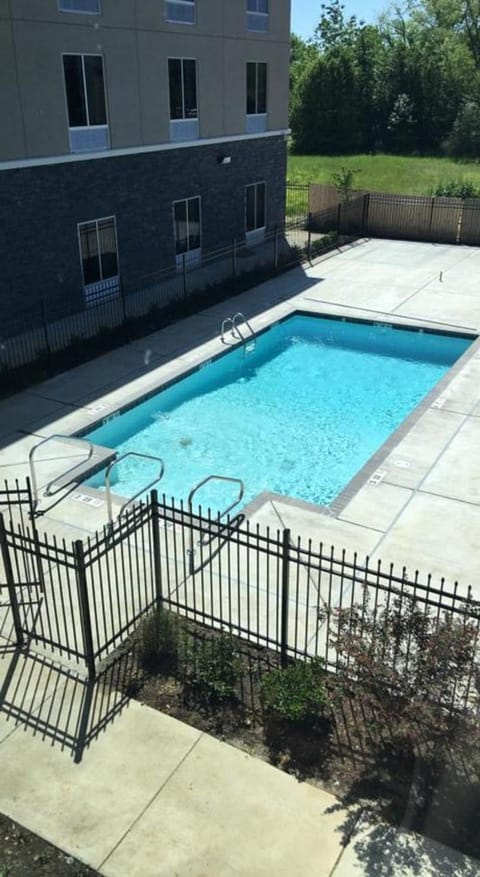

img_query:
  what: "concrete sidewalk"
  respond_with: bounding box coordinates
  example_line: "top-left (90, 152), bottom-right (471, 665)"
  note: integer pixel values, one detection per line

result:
top-left (1, 648), bottom-right (479, 876)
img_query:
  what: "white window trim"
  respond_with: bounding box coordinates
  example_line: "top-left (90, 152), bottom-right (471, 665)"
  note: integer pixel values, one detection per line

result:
top-left (245, 181), bottom-right (267, 245)
top-left (172, 195), bottom-right (202, 267)
top-left (168, 57), bottom-right (198, 122)
top-left (77, 215), bottom-right (120, 305)
top-left (246, 1), bottom-right (269, 32)
top-left (62, 52), bottom-right (110, 153)
top-left (165, 0), bottom-right (196, 25)
top-left (246, 61), bottom-right (268, 116)
top-left (58, 0), bottom-right (101, 14)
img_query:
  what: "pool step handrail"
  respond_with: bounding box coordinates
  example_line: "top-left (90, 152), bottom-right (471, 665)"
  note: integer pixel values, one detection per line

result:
top-left (233, 312), bottom-right (256, 352)
top-left (220, 312), bottom-right (256, 352)
top-left (105, 451), bottom-right (165, 527)
top-left (29, 434), bottom-right (96, 513)
top-left (187, 474), bottom-right (244, 573)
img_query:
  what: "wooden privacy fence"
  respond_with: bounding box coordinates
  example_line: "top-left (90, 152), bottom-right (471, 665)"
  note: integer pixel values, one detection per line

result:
top-left (307, 184), bottom-right (480, 246)
top-left (1, 484), bottom-right (479, 715)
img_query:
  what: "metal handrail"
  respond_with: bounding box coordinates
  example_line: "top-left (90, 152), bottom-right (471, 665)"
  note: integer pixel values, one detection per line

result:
top-left (221, 316), bottom-right (243, 343)
top-left (187, 474), bottom-right (244, 572)
top-left (221, 313), bottom-right (256, 350)
top-left (28, 434), bottom-right (95, 511)
top-left (232, 312), bottom-right (255, 340)
top-left (105, 451), bottom-right (165, 526)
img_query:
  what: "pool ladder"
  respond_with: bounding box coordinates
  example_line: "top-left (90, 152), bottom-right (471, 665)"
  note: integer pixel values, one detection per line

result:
top-left (187, 474), bottom-right (244, 574)
top-left (29, 434), bottom-right (97, 513)
top-left (221, 312), bottom-right (256, 353)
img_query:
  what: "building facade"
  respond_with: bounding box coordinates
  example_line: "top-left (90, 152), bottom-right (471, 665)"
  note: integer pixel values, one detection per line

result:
top-left (0, 0), bottom-right (290, 333)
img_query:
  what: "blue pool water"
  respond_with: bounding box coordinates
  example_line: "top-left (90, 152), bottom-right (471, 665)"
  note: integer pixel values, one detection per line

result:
top-left (85, 315), bottom-right (472, 510)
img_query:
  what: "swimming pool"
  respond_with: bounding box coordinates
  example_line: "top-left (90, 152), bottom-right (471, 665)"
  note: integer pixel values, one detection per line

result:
top-left (84, 314), bottom-right (472, 512)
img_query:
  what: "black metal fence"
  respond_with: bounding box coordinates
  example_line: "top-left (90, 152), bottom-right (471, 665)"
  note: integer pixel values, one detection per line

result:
top-left (0, 222), bottom-right (312, 397)
top-left (5, 189), bottom-right (480, 399)
top-left (1, 486), bottom-right (479, 713)
top-left (286, 183), bottom-right (310, 219)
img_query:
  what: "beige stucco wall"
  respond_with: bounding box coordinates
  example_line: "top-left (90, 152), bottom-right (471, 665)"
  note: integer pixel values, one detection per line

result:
top-left (1, 0), bottom-right (290, 161)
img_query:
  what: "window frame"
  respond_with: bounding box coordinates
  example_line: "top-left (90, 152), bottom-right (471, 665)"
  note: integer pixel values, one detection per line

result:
top-left (168, 57), bottom-right (198, 121)
top-left (247, 0), bottom-right (269, 32)
top-left (165, 0), bottom-right (196, 25)
top-left (58, 0), bottom-right (101, 13)
top-left (246, 61), bottom-right (268, 134)
top-left (62, 52), bottom-right (109, 152)
top-left (245, 181), bottom-right (267, 244)
top-left (168, 57), bottom-right (199, 142)
top-left (77, 215), bottom-right (120, 306)
top-left (172, 195), bottom-right (202, 267)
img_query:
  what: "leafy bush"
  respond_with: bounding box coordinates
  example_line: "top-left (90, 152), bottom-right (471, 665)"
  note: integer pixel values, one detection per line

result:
top-left (261, 658), bottom-right (331, 727)
top-left (183, 632), bottom-right (242, 705)
top-left (432, 180), bottom-right (480, 199)
top-left (331, 166), bottom-right (360, 202)
top-left (444, 100), bottom-right (480, 159)
top-left (138, 605), bottom-right (181, 669)
top-left (330, 588), bottom-right (479, 755)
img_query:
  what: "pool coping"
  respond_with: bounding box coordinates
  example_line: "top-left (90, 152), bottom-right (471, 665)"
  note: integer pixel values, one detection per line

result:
top-left (68, 309), bottom-right (480, 522)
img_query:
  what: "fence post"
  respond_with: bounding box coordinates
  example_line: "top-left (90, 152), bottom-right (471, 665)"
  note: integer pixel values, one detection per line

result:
top-left (150, 490), bottom-right (163, 607)
top-left (73, 540), bottom-right (96, 681)
top-left (232, 238), bottom-right (238, 278)
top-left (182, 253), bottom-right (188, 299)
top-left (0, 514), bottom-right (24, 647)
top-left (40, 299), bottom-right (53, 376)
top-left (120, 276), bottom-right (129, 343)
top-left (336, 202), bottom-right (342, 235)
top-left (307, 212), bottom-right (312, 262)
top-left (273, 225), bottom-right (279, 270)
top-left (280, 528), bottom-right (291, 668)
top-left (362, 193), bottom-right (370, 237)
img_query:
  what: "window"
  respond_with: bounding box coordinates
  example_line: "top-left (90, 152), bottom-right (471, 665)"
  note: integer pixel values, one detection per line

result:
top-left (246, 62), bottom-right (267, 133)
top-left (247, 0), bottom-right (268, 32)
top-left (58, 0), bottom-right (100, 12)
top-left (63, 54), bottom-right (108, 152)
top-left (78, 217), bottom-right (119, 305)
top-left (168, 58), bottom-right (199, 141)
top-left (166, 0), bottom-right (195, 24)
top-left (246, 182), bottom-right (266, 243)
top-left (173, 197), bottom-right (201, 267)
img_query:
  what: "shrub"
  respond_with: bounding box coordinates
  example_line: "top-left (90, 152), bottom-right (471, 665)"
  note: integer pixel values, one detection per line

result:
top-left (138, 605), bottom-right (181, 669)
top-left (261, 658), bottom-right (331, 727)
top-left (330, 588), bottom-right (479, 755)
top-left (183, 631), bottom-right (242, 705)
top-left (432, 180), bottom-right (480, 199)
top-left (331, 166), bottom-right (360, 203)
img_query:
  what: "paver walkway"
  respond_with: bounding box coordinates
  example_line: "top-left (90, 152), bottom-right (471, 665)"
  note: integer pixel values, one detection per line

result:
top-left (0, 647), bottom-right (479, 876)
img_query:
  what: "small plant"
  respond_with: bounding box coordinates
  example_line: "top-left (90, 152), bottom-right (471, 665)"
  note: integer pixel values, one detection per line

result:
top-left (432, 179), bottom-right (480, 199)
top-left (138, 605), bottom-right (181, 669)
top-left (331, 166), bottom-right (360, 202)
top-left (261, 657), bottom-right (331, 728)
top-left (183, 631), bottom-right (242, 705)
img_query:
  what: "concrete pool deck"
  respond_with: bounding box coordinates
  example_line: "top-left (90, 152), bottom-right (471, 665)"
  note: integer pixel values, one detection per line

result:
top-left (2, 238), bottom-right (480, 876)
top-left (1, 237), bottom-right (480, 598)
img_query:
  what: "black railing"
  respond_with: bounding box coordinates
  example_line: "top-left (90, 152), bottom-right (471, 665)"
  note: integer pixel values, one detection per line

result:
top-left (286, 182), bottom-right (310, 219)
top-left (0, 222), bottom-right (312, 398)
top-left (1, 486), bottom-right (479, 710)
top-left (3, 191), bottom-right (480, 399)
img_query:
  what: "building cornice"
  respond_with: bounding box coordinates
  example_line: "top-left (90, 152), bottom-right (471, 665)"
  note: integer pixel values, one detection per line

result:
top-left (0, 129), bottom-right (290, 172)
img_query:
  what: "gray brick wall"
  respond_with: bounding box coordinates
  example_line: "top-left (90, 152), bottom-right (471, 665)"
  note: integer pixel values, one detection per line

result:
top-left (0, 136), bottom-right (287, 333)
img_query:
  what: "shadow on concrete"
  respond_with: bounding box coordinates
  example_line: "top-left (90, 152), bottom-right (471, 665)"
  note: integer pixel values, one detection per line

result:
top-left (0, 644), bottom-right (136, 764)
top-left (0, 264), bottom-right (324, 452)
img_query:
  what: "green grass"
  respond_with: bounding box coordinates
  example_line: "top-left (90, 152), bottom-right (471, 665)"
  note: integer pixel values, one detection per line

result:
top-left (287, 153), bottom-right (480, 195)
